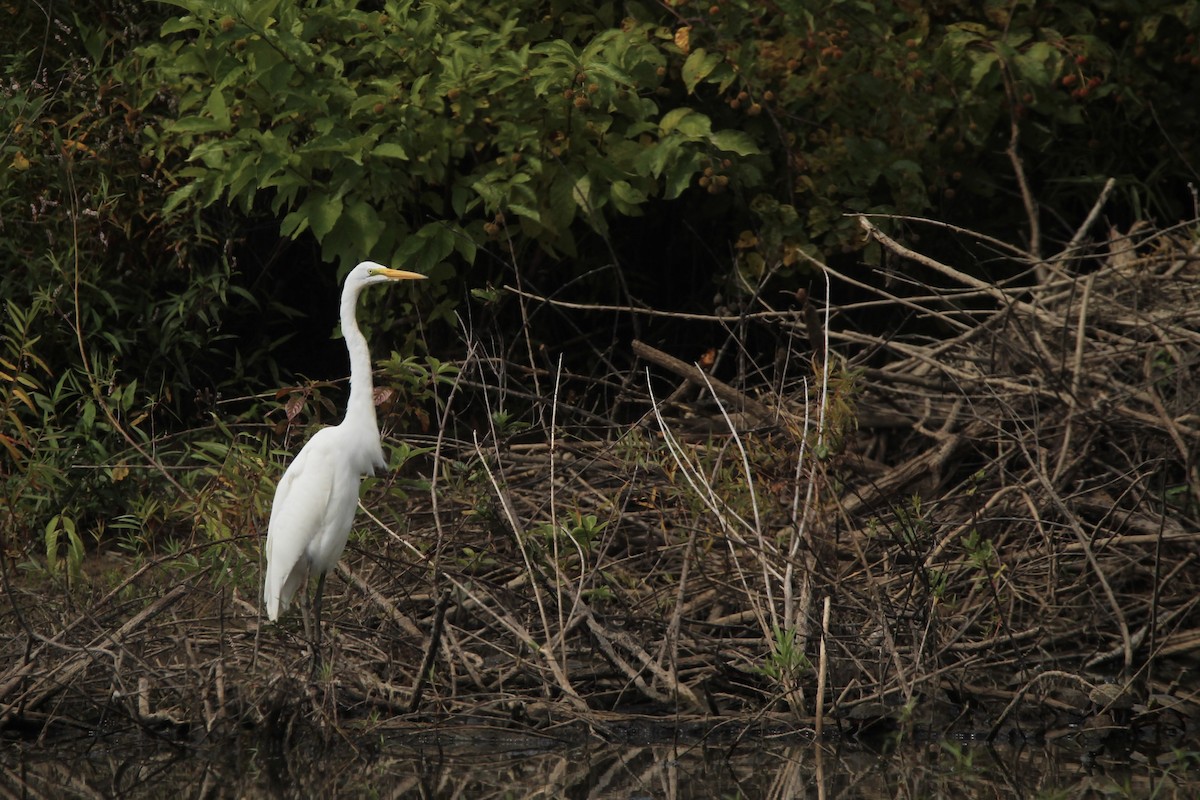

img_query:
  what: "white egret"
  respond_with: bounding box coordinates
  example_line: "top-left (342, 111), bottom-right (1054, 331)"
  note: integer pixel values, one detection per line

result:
top-left (263, 261), bottom-right (425, 667)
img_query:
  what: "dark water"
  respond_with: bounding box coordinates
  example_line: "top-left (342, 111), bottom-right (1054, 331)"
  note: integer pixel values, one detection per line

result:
top-left (4, 725), bottom-right (1198, 798)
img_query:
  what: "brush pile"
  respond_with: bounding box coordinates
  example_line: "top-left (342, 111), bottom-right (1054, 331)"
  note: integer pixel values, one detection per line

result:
top-left (2, 212), bottom-right (1198, 747)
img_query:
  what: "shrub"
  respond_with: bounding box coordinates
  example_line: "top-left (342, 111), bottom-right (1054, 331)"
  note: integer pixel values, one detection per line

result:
top-left (0, 3), bottom-right (280, 556)
top-left (139, 0), bottom-right (764, 305)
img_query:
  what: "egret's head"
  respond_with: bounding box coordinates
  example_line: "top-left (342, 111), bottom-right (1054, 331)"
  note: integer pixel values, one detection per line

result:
top-left (348, 260), bottom-right (427, 288)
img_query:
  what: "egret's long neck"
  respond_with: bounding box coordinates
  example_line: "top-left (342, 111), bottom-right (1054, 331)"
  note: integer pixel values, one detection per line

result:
top-left (340, 282), bottom-right (378, 431)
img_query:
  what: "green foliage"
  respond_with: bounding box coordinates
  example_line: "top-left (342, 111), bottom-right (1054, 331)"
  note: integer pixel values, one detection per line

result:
top-left (42, 514), bottom-right (86, 586)
top-left (536, 511), bottom-right (607, 554)
top-left (757, 624), bottom-right (812, 683)
top-left (378, 353), bottom-right (460, 432)
top-left (139, 0), bottom-right (764, 293)
top-left (691, 0), bottom-right (1200, 272)
top-left (0, 4), bottom-right (291, 562)
top-left (962, 528), bottom-right (996, 572)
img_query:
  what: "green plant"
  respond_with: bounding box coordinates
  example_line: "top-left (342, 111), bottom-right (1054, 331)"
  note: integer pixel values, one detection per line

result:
top-left (0, 3), bottom-right (287, 557)
top-left (140, 0), bottom-right (764, 296)
top-left (0, 298), bottom-right (63, 543)
top-left (378, 354), bottom-right (461, 432)
top-left (489, 410), bottom-right (529, 439)
top-left (537, 511), bottom-right (607, 554)
top-left (939, 740), bottom-right (978, 773)
top-left (757, 624), bottom-right (812, 683)
top-left (895, 494), bottom-right (932, 548)
top-left (962, 528), bottom-right (996, 571)
top-left (42, 514), bottom-right (86, 586)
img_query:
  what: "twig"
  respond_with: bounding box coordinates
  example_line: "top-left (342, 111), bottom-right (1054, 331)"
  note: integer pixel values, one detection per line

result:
top-left (1051, 177), bottom-right (1117, 265)
top-left (505, 285), bottom-right (796, 323)
top-left (815, 596), bottom-right (831, 738)
top-left (1005, 117), bottom-right (1042, 265)
top-left (633, 339), bottom-right (787, 427)
top-left (988, 670), bottom-right (1095, 741)
top-left (408, 588), bottom-right (450, 713)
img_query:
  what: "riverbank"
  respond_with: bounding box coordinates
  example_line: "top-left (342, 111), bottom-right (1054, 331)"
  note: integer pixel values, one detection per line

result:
top-left (3, 217), bottom-right (1198, 756)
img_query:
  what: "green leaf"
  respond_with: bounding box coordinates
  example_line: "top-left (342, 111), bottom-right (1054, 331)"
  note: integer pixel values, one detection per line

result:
top-left (294, 193), bottom-right (343, 241)
top-left (509, 204), bottom-right (541, 223)
top-left (659, 107), bottom-right (694, 135)
top-left (163, 182), bottom-right (200, 215)
top-left (663, 150), bottom-right (701, 200)
top-left (634, 139), bottom-right (678, 178)
top-left (571, 174), bottom-right (593, 213)
top-left (610, 180), bottom-right (646, 215)
top-left (342, 199), bottom-right (386, 257)
top-left (373, 142), bottom-right (409, 160)
top-left (674, 113), bottom-right (712, 138)
top-left (453, 230), bottom-right (477, 264)
top-left (710, 129), bottom-right (762, 156)
top-left (611, 180), bottom-right (645, 205)
top-left (160, 16), bottom-right (200, 35)
top-left (169, 116), bottom-right (227, 135)
top-left (681, 48), bottom-right (723, 94)
top-left (968, 51), bottom-right (999, 89)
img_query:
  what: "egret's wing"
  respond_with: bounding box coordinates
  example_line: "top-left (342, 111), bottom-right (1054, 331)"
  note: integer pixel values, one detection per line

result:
top-left (263, 431), bottom-right (336, 620)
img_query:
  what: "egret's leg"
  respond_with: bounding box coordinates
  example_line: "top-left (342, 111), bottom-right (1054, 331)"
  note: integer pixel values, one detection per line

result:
top-left (299, 590), bottom-right (314, 643)
top-left (310, 571), bottom-right (327, 677)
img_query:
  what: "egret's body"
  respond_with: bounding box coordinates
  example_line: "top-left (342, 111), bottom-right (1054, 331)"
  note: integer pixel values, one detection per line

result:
top-left (263, 261), bottom-right (424, 656)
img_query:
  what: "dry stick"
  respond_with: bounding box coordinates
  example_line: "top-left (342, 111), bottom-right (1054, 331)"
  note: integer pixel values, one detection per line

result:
top-left (428, 324), bottom-right (481, 588)
top-left (1030, 465), bottom-right (1135, 675)
top-left (837, 509), bottom-right (918, 707)
top-left (823, 260), bottom-right (979, 337)
top-left (472, 432), bottom-right (565, 685)
top-left (1143, 344), bottom-right (1199, 487)
top-left (545, 353), bottom-right (591, 685)
top-left (988, 670), bottom-right (1096, 741)
top-left (505, 285), bottom-right (796, 323)
top-left (859, 216), bottom-right (1009, 296)
top-left (372, 505), bottom-right (587, 710)
top-left (1147, 475), bottom-right (1168, 687)
top-left (0, 584), bottom-right (188, 725)
top-left (547, 354), bottom-right (565, 679)
top-left (784, 271), bottom-right (831, 653)
top-left (0, 538), bottom-right (235, 709)
top-left (503, 236), bottom-right (543, 402)
top-left (838, 327), bottom-right (1065, 401)
top-left (696, 370), bottom-right (776, 626)
top-left (842, 426), bottom-right (973, 519)
top-left (473, 344), bottom-right (564, 666)
top-left (1052, 273), bottom-right (1096, 483)
top-left (1051, 177), bottom-right (1117, 266)
top-left (1086, 596), bottom-right (1198, 671)
top-left (922, 483), bottom-right (1028, 568)
top-left (815, 596), bottom-right (831, 738)
top-left (1005, 115), bottom-right (1042, 267)
top-left (857, 213), bottom-right (1035, 260)
top-left (408, 588), bottom-right (450, 713)
top-left (858, 216), bottom-right (1064, 339)
top-left (410, 442), bottom-right (587, 708)
top-left (549, 359), bottom-right (595, 681)
top-left (660, 528), bottom-right (697, 708)
top-left (633, 339), bottom-right (788, 427)
top-left (336, 563), bottom-right (421, 639)
top-left (785, 377), bottom-right (816, 638)
top-left (646, 375), bottom-right (782, 609)
top-left (580, 604), bottom-right (704, 711)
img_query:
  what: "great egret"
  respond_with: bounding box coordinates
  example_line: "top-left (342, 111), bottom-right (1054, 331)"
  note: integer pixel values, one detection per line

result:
top-left (263, 261), bottom-right (425, 667)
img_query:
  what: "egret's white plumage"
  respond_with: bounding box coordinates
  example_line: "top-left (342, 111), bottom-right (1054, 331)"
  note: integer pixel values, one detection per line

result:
top-left (263, 261), bottom-right (425, 629)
